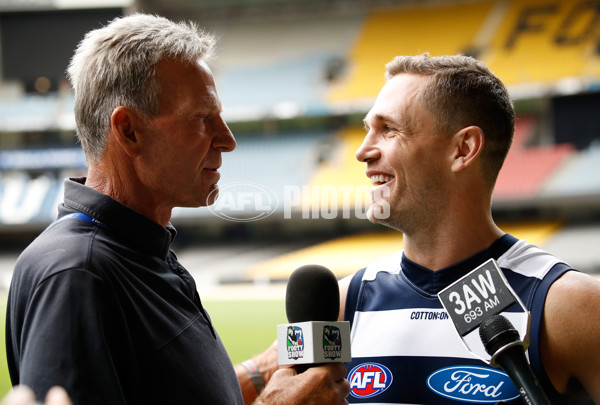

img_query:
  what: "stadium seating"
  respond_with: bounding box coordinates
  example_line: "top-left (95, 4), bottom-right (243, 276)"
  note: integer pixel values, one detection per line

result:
top-left (244, 220), bottom-right (563, 281)
top-left (172, 132), bottom-right (329, 219)
top-left (540, 142), bottom-right (600, 198)
top-left (299, 126), bottom-right (370, 213)
top-left (0, 95), bottom-right (60, 132)
top-left (1, 0), bottom-right (599, 243)
top-left (494, 115), bottom-right (575, 200)
top-left (326, 1), bottom-right (496, 103)
top-left (216, 55), bottom-right (331, 118)
top-left (326, 0), bottom-right (600, 103)
top-left (245, 231), bottom-right (404, 280)
top-left (212, 14), bottom-right (364, 120)
top-left (486, 0), bottom-right (600, 86)
top-left (0, 173), bottom-right (63, 225)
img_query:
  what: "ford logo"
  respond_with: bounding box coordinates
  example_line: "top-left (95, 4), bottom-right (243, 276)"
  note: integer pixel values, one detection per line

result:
top-left (348, 362), bottom-right (393, 398)
top-left (427, 365), bottom-right (520, 403)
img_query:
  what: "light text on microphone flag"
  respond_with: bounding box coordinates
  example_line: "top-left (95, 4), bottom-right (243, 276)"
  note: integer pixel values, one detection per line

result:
top-left (437, 258), bottom-right (531, 363)
top-left (277, 265), bottom-right (351, 366)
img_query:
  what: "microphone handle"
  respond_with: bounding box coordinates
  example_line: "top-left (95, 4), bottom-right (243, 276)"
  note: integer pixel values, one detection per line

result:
top-left (494, 345), bottom-right (551, 405)
top-left (294, 362), bottom-right (331, 373)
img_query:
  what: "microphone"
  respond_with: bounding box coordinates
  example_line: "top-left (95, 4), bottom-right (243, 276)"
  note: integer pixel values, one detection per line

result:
top-left (479, 314), bottom-right (550, 404)
top-left (277, 264), bottom-right (351, 366)
top-left (285, 264), bottom-right (339, 323)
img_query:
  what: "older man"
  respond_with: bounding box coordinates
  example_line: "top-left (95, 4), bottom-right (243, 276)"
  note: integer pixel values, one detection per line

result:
top-left (6, 14), bottom-right (349, 405)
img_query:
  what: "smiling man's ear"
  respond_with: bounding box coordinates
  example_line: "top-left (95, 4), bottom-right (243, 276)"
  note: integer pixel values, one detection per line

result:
top-left (110, 106), bottom-right (142, 157)
top-left (451, 126), bottom-right (485, 173)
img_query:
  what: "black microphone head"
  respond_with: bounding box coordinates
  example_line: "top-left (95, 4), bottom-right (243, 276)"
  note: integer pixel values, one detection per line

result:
top-left (479, 314), bottom-right (521, 357)
top-left (285, 264), bottom-right (340, 322)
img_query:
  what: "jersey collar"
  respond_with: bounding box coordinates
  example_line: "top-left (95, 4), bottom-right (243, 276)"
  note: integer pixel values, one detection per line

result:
top-left (400, 234), bottom-right (519, 297)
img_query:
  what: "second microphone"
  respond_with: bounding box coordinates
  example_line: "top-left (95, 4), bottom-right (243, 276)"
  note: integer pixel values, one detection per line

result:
top-left (277, 264), bottom-right (352, 366)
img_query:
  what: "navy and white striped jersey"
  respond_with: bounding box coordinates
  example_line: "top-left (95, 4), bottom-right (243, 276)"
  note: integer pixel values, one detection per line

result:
top-left (344, 234), bottom-right (590, 404)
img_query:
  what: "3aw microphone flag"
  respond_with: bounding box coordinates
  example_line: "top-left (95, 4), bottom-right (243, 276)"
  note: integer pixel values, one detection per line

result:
top-left (438, 258), bottom-right (531, 363)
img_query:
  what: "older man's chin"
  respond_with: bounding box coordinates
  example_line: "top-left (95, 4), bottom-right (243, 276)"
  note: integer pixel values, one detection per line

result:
top-left (199, 184), bottom-right (220, 207)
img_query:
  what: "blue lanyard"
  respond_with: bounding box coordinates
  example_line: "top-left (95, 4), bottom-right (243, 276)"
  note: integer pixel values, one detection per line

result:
top-left (51, 212), bottom-right (107, 229)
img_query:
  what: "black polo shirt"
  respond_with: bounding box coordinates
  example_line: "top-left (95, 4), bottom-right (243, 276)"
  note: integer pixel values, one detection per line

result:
top-left (6, 177), bottom-right (243, 405)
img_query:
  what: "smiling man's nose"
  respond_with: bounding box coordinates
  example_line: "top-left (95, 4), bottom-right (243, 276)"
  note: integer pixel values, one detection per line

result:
top-left (356, 133), bottom-right (380, 163)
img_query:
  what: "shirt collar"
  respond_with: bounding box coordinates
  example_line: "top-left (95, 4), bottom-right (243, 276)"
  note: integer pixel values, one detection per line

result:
top-left (59, 177), bottom-right (176, 260)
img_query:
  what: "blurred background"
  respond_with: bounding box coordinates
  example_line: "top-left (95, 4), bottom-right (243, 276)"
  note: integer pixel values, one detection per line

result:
top-left (0, 0), bottom-right (599, 388)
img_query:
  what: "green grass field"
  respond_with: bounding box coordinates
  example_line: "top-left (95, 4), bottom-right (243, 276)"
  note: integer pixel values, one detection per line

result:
top-left (0, 292), bottom-right (286, 397)
top-left (203, 298), bottom-right (286, 363)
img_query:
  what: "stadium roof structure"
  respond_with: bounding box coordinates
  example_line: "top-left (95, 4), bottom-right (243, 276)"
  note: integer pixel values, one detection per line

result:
top-left (136, 0), bottom-right (418, 20)
top-left (0, 0), bottom-right (132, 11)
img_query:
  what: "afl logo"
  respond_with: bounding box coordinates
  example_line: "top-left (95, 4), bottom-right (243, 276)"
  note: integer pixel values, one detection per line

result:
top-left (207, 182), bottom-right (278, 222)
top-left (348, 362), bottom-right (393, 398)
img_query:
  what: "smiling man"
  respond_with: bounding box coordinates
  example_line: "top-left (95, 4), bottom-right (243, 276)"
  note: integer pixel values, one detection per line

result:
top-left (5, 13), bottom-right (350, 405)
top-left (337, 54), bottom-right (600, 404)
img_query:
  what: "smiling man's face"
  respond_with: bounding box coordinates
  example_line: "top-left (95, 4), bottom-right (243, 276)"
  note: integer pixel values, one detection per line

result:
top-left (356, 73), bottom-right (453, 233)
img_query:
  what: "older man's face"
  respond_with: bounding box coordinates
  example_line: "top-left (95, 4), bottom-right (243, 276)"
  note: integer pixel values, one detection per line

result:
top-left (135, 58), bottom-right (236, 210)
